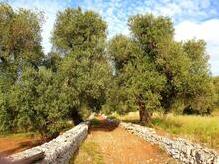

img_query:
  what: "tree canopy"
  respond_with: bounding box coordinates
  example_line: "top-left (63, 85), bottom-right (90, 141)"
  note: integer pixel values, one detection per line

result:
top-left (52, 7), bottom-right (106, 55)
top-left (105, 14), bottom-right (215, 124)
top-left (213, 76), bottom-right (219, 107)
top-left (128, 14), bottom-right (215, 117)
top-left (0, 4), bottom-right (217, 137)
top-left (51, 8), bottom-right (112, 124)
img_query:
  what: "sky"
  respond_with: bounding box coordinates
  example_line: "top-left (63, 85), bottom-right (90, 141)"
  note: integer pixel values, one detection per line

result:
top-left (2, 0), bottom-right (219, 76)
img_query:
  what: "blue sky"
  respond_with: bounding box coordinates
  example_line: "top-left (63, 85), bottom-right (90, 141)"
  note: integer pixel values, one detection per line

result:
top-left (2, 0), bottom-right (219, 75)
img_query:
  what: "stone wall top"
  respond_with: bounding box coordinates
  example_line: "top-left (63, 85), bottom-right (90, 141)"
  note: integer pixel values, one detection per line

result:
top-left (121, 122), bottom-right (219, 164)
top-left (7, 122), bottom-right (89, 164)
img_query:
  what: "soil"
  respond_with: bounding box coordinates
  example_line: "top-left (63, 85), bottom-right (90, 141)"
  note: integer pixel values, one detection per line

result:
top-left (0, 134), bottom-right (42, 156)
top-left (74, 116), bottom-right (176, 164)
top-left (0, 116), bottom-right (177, 163)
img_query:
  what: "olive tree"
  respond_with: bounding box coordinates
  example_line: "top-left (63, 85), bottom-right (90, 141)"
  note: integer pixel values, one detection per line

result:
top-left (129, 14), bottom-right (215, 115)
top-left (106, 13), bottom-right (215, 124)
top-left (52, 8), bottom-right (112, 124)
top-left (0, 66), bottom-right (69, 139)
top-left (0, 3), bottom-right (45, 134)
top-left (182, 40), bottom-right (215, 114)
top-left (0, 3), bottom-right (43, 77)
top-left (107, 35), bottom-right (165, 124)
top-left (213, 76), bottom-right (219, 107)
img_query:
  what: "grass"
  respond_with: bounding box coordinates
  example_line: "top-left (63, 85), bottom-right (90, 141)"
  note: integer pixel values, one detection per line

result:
top-left (90, 118), bottom-right (102, 127)
top-left (71, 141), bottom-right (104, 164)
top-left (70, 118), bottom-right (104, 164)
top-left (116, 110), bottom-right (219, 151)
top-left (0, 132), bottom-right (38, 138)
top-left (152, 114), bottom-right (219, 149)
top-left (111, 111), bottom-right (140, 123)
top-left (212, 108), bottom-right (219, 116)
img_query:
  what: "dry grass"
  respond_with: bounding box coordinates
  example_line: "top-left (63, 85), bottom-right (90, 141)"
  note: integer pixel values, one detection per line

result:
top-left (152, 114), bottom-right (219, 149)
top-left (71, 140), bottom-right (103, 164)
top-left (111, 112), bottom-right (140, 123)
top-left (212, 108), bottom-right (219, 116)
top-left (116, 110), bottom-right (219, 151)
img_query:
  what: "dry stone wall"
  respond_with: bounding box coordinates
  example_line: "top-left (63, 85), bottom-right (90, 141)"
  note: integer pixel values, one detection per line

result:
top-left (7, 122), bottom-right (89, 164)
top-left (120, 122), bottom-right (219, 164)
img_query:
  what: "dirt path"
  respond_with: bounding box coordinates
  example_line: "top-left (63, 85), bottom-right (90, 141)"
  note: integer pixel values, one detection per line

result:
top-left (73, 117), bottom-right (176, 164)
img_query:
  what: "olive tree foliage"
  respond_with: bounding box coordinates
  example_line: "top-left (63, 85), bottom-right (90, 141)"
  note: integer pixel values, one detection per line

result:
top-left (182, 40), bottom-right (215, 114)
top-left (0, 3), bottom-right (69, 138)
top-left (52, 8), bottom-right (112, 124)
top-left (52, 7), bottom-right (106, 55)
top-left (0, 3), bottom-right (43, 73)
top-left (0, 3), bottom-right (43, 132)
top-left (129, 14), bottom-right (174, 61)
top-left (1, 67), bottom-right (68, 139)
top-left (107, 14), bottom-right (215, 124)
top-left (213, 76), bottom-right (219, 107)
top-left (0, 5), bottom-right (111, 136)
top-left (0, 3), bottom-right (44, 96)
top-left (129, 14), bottom-right (215, 115)
top-left (43, 52), bottom-right (62, 72)
top-left (106, 35), bottom-right (165, 124)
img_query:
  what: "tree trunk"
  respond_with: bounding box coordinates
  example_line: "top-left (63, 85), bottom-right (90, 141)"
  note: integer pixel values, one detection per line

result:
top-left (70, 109), bottom-right (83, 125)
top-left (139, 107), bottom-right (151, 125)
top-left (138, 97), bottom-right (151, 125)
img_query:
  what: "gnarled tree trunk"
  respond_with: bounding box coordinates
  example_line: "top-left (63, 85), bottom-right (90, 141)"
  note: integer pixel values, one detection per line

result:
top-left (137, 96), bottom-right (151, 125)
top-left (139, 108), bottom-right (151, 125)
top-left (70, 109), bottom-right (83, 125)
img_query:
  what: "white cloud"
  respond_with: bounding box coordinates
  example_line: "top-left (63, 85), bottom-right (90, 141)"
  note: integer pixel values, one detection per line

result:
top-left (175, 19), bottom-right (219, 75)
top-left (2, 0), bottom-right (219, 75)
top-left (79, 0), bottom-right (129, 38)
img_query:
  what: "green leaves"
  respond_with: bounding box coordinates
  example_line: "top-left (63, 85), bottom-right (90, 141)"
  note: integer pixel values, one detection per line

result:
top-left (107, 34), bottom-right (165, 118)
top-left (181, 40), bottom-right (215, 114)
top-left (52, 8), bottom-right (106, 55)
top-left (0, 3), bottom-right (43, 64)
top-left (0, 3), bottom-right (45, 133)
top-left (107, 13), bottom-right (215, 121)
top-left (129, 13), bottom-right (215, 115)
top-left (51, 7), bottom-right (112, 121)
top-left (0, 4), bottom-right (216, 135)
top-left (129, 14), bottom-right (174, 59)
top-left (14, 67), bottom-right (69, 137)
top-left (213, 77), bottom-right (219, 107)
top-left (58, 50), bottom-right (112, 114)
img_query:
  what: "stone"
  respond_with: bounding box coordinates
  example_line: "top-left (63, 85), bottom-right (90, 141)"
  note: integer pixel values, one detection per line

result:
top-left (120, 122), bottom-right (219, 164)
top-left (7, 122), bottom-right (89, 164)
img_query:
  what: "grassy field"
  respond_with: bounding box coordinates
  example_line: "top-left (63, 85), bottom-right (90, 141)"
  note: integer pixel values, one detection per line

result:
top-left (115, 109), bottom-right (219, 151)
